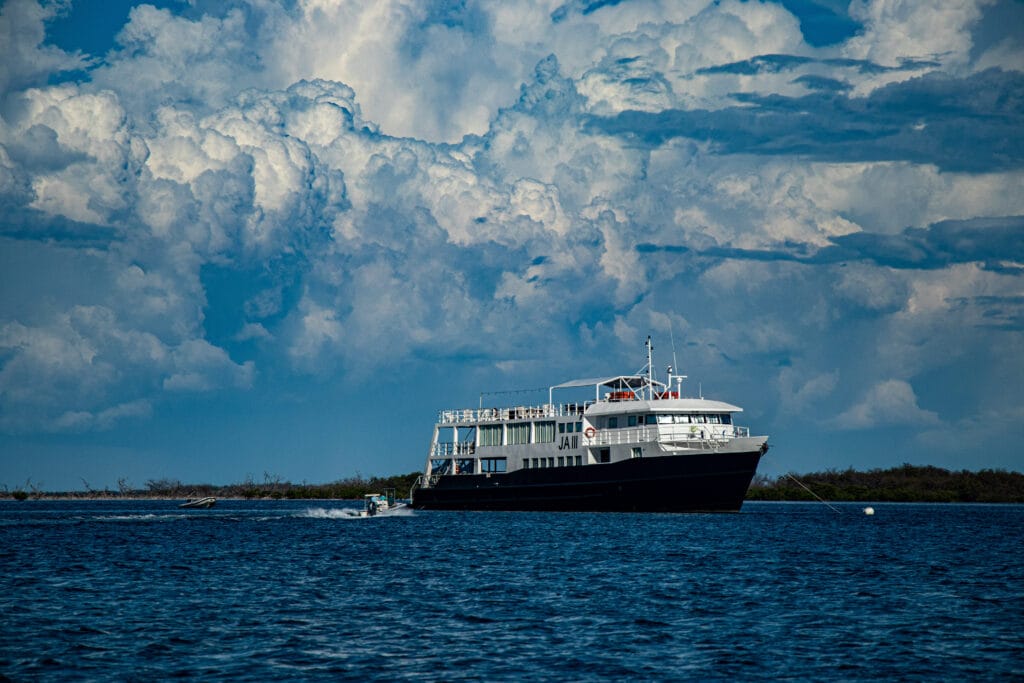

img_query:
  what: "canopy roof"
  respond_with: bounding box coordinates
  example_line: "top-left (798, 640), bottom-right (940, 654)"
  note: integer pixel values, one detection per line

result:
top-left (551, 375), bottom-right (667, 391)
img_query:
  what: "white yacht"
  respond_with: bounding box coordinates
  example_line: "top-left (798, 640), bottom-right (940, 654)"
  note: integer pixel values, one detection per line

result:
top-left (412, 337), bottom-right (768, 512)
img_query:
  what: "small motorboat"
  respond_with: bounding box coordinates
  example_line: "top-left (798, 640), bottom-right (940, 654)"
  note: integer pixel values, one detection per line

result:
top-left (356, 489), bottom-right (404, 517)
top-left (179, 497), bottom-right (216, 509)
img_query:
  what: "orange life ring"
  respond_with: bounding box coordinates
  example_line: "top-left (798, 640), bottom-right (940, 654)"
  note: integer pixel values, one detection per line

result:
top-left (584, 427), bottom-right (597, 438)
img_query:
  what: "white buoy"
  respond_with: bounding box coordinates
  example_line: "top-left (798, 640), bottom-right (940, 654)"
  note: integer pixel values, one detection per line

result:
top-left (863, 506), bottom-right (875, 516)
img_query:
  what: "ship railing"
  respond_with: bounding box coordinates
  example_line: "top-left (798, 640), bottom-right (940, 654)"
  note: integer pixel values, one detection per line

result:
top-left (586, 425), bottom-right (749, 447)
top-left (431, 441), bottom-right (476, 457)
top-left (438, 404), bottom-right (554, 424)
top-left (437, 401), bottom-right (598, 424)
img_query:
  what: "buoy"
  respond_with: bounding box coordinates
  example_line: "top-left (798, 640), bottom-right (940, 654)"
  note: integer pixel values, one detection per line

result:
top-left (863, 506), bottom-right (875, 516)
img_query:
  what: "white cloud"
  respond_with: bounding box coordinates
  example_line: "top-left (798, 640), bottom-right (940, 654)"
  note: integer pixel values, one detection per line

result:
top-left (845, 0), bottom-right (994, 68)
top-left (0, 0), bottom-right (1021, 463)
top-left (834, 379), bottom-right (940, 429)
top-left (0, 0), bottom-right (91, 95)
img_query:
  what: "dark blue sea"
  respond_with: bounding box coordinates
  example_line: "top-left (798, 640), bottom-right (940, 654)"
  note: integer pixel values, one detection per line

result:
top-left (2, 501), bottom-right (1022, 681)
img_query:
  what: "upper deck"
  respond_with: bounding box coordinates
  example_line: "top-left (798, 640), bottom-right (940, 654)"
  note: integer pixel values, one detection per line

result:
top-left (437, 396), bottom-right (742, 426)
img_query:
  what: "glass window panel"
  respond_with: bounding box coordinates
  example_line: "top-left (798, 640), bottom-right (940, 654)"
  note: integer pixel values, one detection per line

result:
top-left (479, 424), bottom-right (502, 446)
top-left (535, 421), bottom-right (555, 443)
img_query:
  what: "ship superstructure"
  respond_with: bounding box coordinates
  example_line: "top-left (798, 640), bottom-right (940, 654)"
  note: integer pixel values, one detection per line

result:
top-left (411, 338), bottom-right (768, 512)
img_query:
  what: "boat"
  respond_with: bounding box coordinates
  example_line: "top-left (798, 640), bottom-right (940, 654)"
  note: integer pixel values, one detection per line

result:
top-left (179, 497), bottom-right (216, 509)
top-left (345, 489), bottom-right (406, 517)
top-left (411, 337), bottom-right (768, 512)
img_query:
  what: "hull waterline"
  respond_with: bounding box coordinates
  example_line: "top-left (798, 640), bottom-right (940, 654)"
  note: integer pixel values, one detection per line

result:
top-left (413, 450), bottom-right (763, 512)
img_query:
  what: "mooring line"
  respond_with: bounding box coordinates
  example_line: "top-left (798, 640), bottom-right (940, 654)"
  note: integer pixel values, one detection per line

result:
top-left (761, 452), bottom-right (842, 513)
top-left (783, 472), bottom-right (842, 514)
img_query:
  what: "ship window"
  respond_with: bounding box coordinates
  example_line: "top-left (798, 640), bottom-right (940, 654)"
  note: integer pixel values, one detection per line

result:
top-left (721, 414), bottom-right (732, 424)
top-left (645, 414), bottom-right (657, 425)
top-left (608, 417), bottom-right (618, 428)
top-left (631, 447), bottom-right (642, 459)
top-left (598, 448), bottom-right (611, 464)
top-left (479, 424), bottom-right (502, 446)
top-left (627, 415), bottom-right (638, 427)
top-left (508, 422), bottom-right (530, 445)
top-left (480, 457), bottom-right (507, 473)
top-left (535, 421), bottom-right (555, 443)
top-left (575, 422), bottom-right (583, 432)
top-left (524, 459), bottom-right (530, 469)
top-left (548, 457), bottom-right (555, 467)
top-left (558, 423), bottom-right (566, 434)
top-left (708, 414), bottom-right (721, 424)
top-left (677, 415), bottom-right (691, 423)
top-left (656, 414), bottom-right (673, 424)
top-left (430, 459), bottom-right (452, 475)
top-left (557, 456), bottom-right (564, 467)
top-left (456, 458), bottom-right (475, 474)
top-left (575, 455), bottom-right (583, 466)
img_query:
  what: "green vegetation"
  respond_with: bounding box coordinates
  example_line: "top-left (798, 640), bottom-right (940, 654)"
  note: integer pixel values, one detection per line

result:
top-left (4, 465), bottom-right (1023, 502)
top-left (747, 465), bottom-right (1024, 503)
top-left (1, 472), bottom-right (423, 501)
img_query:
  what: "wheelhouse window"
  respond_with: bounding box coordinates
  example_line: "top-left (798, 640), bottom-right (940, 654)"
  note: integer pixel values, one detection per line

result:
top-left (455, 458), bottom-right (474, 474)
top-left (645, 414), bottom-right (657, 425)
top-left (508, 422), bottom-right (530, 445)
top-left (535, 421), bottom-right (555, 443)
top-left (721, 414), bottom-right (732, 424)
top-left (479, 424), bottom-right (502, 446)
top-left (480, 457), bottom-right (507, 473)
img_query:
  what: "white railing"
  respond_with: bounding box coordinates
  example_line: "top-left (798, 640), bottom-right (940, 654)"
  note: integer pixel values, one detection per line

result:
top-left (438, 402), bottom-right (594, 424)
top-left (587, 424), bottom-right (749, 447)
top-left (431, 441), bottom-right (476, 457)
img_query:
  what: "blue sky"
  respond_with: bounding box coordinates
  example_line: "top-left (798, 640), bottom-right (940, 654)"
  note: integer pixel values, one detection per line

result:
top-left (1, 0), bottom-right (1022, 491)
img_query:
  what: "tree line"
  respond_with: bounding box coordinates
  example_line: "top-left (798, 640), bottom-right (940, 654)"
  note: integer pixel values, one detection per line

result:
top-left (5, 465), bottom-right (1024, 502)
top-left (3, 472), bottom-right (423, 501)
top-left (746, 464), bottom-right (1024, 503)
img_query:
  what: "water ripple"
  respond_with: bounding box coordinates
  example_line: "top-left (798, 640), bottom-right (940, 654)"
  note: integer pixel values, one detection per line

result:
top-left (1, 501), bottom-right (1023, 680)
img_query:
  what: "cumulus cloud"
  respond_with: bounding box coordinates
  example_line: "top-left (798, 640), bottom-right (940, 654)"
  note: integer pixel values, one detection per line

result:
top-left (0, 0), bottom-right (1022, 471)
top-left (0, 0), bottom-right (91, 95)
top-left (834, 379), bottom-right (940, 429)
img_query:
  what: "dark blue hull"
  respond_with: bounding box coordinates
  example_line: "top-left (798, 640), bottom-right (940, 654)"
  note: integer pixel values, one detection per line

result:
top-left (412, 451), bottom-right (763, 512)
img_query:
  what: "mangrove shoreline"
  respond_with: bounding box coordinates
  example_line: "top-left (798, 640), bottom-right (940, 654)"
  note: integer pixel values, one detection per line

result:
top-left (4, 465), bottom-right (1024, 503)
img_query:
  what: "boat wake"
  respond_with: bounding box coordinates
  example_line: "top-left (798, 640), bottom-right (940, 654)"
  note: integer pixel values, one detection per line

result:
top-left (300, 506), bottom-right (413, 519)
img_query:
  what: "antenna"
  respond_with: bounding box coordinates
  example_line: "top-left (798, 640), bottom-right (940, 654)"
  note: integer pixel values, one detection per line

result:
top-left (646, 335), bottom-right (653, 400)
top-left (669, 323), bottom-right (679, 381)
top-left (668, 323), bottom-right (686, 396)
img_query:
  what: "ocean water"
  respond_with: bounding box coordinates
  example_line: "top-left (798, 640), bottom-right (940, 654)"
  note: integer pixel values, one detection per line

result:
top-left (1, 501), bottom-right (1022, 681)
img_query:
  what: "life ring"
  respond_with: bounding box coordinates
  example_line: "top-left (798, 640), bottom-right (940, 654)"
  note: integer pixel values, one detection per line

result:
top-left (689, 425), bottom-right (698, 434)
top-left (584, 427), bottom-right (597, 438)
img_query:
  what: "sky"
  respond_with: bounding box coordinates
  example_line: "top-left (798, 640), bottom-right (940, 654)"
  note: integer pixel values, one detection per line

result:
top-left (1, 0), bottom-right (1022, 491)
